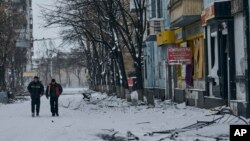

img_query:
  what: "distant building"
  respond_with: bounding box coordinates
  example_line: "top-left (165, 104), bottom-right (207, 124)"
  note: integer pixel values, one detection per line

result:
top-left (12, 0), bottom-right (34, 85)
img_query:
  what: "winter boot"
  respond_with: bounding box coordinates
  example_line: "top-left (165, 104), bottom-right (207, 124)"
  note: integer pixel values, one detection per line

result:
top-left (56, 113), bottom-right (59, 117)
top-left (32, 113), bottom-right (35, 117)
top-left (52, 113), bottom-right (55, 117)
top-left (36, 113), bottom-right (39, 117)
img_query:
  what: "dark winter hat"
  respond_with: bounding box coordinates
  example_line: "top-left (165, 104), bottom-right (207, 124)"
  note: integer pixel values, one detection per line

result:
top-left (34, 76), bottom-right (39, 79)
top-left (51, 79), bottom-right (56, 82)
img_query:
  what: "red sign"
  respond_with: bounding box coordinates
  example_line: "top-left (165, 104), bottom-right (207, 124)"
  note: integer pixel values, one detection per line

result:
top-left (201, 11), bottom-right (206, 26)
top-left (128, 77), bottom-right (134, 87)
top-left (167, 47), bottom-right (192, 64)
top-left (201, 4), bottom-right (215, 26)
top-left (205, 4), bottom-right (215, 20)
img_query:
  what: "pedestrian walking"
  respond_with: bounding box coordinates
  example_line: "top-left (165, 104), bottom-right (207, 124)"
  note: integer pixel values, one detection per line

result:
top-left (27, 76), bottom-right (44, 117)
top-left (46, 79), bottom-right (63, 117)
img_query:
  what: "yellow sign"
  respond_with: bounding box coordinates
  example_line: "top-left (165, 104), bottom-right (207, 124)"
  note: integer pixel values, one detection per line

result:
top-left (157, 30), bottom-right (175, 46)
top-left (23, 71), bottom-right (36, 77)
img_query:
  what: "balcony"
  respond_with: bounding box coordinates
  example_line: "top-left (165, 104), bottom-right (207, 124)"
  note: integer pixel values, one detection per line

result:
top-left (168, 0), bottom-right (203, 27)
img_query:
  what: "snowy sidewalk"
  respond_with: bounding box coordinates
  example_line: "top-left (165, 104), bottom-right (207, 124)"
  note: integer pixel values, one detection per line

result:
top-left (0, 92), bottom-right (245, 141)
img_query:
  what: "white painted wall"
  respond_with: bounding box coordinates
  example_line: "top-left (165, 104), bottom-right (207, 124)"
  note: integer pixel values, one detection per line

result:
top-left (234, 13), bottom-right (247, 101)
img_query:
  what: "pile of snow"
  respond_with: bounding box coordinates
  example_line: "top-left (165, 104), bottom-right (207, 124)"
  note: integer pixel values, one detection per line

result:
top-left (0, 91), bottom-right (248, 141)
top-left (59, 92), bottom-right (130, 112)
top-left (130, 91), bottom-right (139, 106)
top-left (62, 87), bottom-right (88, 95)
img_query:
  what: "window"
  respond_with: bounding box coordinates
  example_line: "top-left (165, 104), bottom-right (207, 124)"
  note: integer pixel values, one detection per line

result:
top-left (151, 0), bottom-right (163, 18)
top-left (151, 0), bottom-right (156, 18)
top-left (157, 0), bottom-right (163, 18)
top-left (145, 59), bottom-right (147, 79)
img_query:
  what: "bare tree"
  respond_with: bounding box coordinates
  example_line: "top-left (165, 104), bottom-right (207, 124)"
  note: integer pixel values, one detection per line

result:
top-left (41, 0), bottom-right (147, 96)
top-left (0, 1), bottom-right (28, 91)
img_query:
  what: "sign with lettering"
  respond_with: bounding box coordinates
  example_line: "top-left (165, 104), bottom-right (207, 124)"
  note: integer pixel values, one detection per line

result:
top-left (174, 28), bottom-right (183, 41)
top-left (184, 22), bottom-right (202, 39)
top-left (167, 47), bottom-right (192, 64)
top-left (205, 4), bottom-right (215, 21)
top-left (201, 11), bottom-right (206, 26)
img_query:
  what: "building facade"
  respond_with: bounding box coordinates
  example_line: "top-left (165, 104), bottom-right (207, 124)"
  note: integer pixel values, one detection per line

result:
top-left (143, 0), bottom-right (170, 105)
top-left (167, 0), bottom-right (206, 107)
top-left (13, 0), bottom-right (34, 86)
top-left (130, 0), bottom-right (250, 118)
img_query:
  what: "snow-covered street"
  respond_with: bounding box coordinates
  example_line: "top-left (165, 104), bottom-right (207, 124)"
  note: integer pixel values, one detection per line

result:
top-left (0, 90), bottom-right (246, 141)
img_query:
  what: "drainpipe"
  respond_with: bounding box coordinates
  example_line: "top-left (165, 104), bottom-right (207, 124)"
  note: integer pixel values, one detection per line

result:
top-left (204, 27), bottom-right (209, 97)
top-left (244, 0), bottom-right (250, 102)
top-left (227, 20), bottom-right (236, 104)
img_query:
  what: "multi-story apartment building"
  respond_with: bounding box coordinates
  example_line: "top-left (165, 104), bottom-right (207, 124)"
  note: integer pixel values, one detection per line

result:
top-left (141, 0), bottom-right (171, 105)
top-left (12, 0), bottom-right (34, 86)
top-left (132, 0), bottom-right (250, 118)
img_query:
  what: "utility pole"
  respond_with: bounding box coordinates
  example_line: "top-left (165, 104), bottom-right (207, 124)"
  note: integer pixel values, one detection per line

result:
top-left (33, 38), bottom-right (59, 79)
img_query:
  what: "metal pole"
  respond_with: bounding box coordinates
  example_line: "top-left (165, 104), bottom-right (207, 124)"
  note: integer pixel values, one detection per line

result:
top-left (165, 61), bottom-right (168, 100)
top-left (50, 59), bottom-right (53, 78)
top-left (171, 65), bottom-right (175, 102)
top-left (227, 51), bottom-right (231, 106)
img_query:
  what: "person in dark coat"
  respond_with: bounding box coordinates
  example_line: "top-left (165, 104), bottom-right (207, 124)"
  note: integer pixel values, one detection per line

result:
top-left (27, 76), bottom-right (44, 117)
top-left (46, 79), bottom-right (63, 117)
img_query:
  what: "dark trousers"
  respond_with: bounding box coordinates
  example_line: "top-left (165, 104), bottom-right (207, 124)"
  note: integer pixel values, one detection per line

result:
top-left (50, 97), bottom-right (58, 114)
top-left (31, 98), bottom-right (40, 114)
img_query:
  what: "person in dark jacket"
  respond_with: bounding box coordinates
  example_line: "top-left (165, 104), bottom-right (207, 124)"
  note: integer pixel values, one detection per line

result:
top-left (46, 79), bottom-right (63, 117)
top-left (27, 76), bottom-right (44, 117)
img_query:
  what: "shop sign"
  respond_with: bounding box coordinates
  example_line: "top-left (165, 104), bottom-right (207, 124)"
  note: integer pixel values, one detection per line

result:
top-left (174, 28), bottom-right (183, 41)
top-left (23, 71), bottom-right (36, 77)
top-left (201, 11), bottom-right (206, 26)
top-left (184, 22), bottom-right (202, 39)
top-left (201, 4), bottom-right (215, 26)
top-left (167, 47), bottom-right (192, 64)
top-left (128, 77), bottom-right (134, 87)
top-left (205, 4), bottom-right (215, 21)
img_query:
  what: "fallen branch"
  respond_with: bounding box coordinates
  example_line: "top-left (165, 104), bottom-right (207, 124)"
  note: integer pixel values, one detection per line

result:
top-left (148, 116), bottom-right (224, 136)
top-left (136, 122), bottom-right (151, 125)
top-left (101, 129), bottom-right (115, 132)
top-left (209, 107), bottom-right (249, 125)
top-left (196, 134), bottom-right (229, 140)
top-left (127, 131), bottom-right (139, 140)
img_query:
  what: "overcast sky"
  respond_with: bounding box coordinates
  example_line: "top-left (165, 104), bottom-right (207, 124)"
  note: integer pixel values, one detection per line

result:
top-left (32, 0), bottom-right (70, 59)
